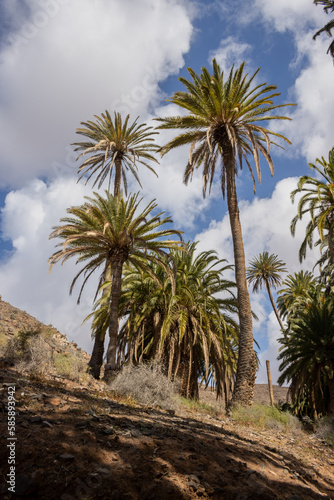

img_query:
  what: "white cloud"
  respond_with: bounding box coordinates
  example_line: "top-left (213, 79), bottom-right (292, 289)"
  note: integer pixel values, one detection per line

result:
top-left (253, 0), bottom-right (334, 162)
top-left (253, 0), bottom-right (324, 33)
top-left (208, 36), bottom-right (252, 73)
top-left (0, 0), bottom-right (193, 187)
top-left (287, 33), bottom-right (334, 161)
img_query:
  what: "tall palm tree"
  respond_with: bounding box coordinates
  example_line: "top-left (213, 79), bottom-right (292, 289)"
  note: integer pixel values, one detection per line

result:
top-left (73, 110), bottom-right (160, 377)
top-left (155, 59), bottom-right (293, 406)
top-left (49, 191), bottom-right (183, 381)
top-left (247, 252), bottom-right (287, 330)
top-left (278, 292), bottom-right (334, 418)
top-left (313, 1), bottom-right (334, 60)
top-left (116, 242), bottom-right (239, 402)
top-left (291, 147), bottom-right (334, 265)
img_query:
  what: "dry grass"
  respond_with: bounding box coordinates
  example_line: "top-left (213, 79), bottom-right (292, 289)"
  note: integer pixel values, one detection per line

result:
top-left (110, 363), bottom-right (178, 410)
top-left (316, 417), bottom-right (334, 446)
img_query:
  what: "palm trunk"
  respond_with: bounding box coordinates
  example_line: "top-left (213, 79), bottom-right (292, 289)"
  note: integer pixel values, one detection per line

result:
top-left (224, 151), bottom-right (256, 407)
top-left (310, 384), bottom-right (318, 420)
top-left (328, 377), bottom-right (334, 416)
top-left (114, 157), bottom-right (122, 197)
top-left (88, 265), bottom-right (112, 379)
top-left (329, 225), bottom-right (334, 265)
top-left (88, 332), bottom-right (105, 379)
top-left (103, 258), bottom-right (124, 382)
top-left (265, 281), bottom-right (285, 330)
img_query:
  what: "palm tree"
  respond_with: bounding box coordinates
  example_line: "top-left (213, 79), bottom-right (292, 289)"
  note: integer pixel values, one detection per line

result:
top-left (117, 242), bottom-right (239, 402)
top-left (247, 252), bottom-right (287, 330)
top-left (276, 270), bottom-right (318, 325)
top-left (155, 59), bottom-right (293, 406)
top-left (291, 147), bottom-right (334, 264)
top-left (313, 1), bottom-right (334, 60)
top-left (49, 191), bottom-right (183, 381)
top-left (73, 110), bottom-right (160, 377)
top-left (73, 111), bottom-right (159, 195)
top-left (278, 292), bottom-right (334, 418)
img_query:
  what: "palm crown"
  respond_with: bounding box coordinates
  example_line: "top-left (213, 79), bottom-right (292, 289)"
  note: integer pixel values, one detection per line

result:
top-left (291, 147), bottom-right (334, 263)
top-left (313, 1), bottom-right (334, 60)
top-left (73, 111), bottom-right (159, 195)
top-left (247, 252), bottom-right (287, 329)
top-left (156, 59), bottom-right (293, 197)
top-left (247, 252), bottom-right (287, 293)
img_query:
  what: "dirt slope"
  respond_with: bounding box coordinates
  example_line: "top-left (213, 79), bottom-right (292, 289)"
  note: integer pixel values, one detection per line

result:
top-left (1, 367), bottom-right (333, 500)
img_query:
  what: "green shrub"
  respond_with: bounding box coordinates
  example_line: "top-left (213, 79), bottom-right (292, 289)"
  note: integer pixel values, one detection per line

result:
top-left (54, 353), bottom-right (73, 377)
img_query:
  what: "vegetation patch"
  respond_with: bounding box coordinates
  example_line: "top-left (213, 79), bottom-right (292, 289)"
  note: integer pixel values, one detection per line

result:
top-left (316, 417), bottom-right (334, 447)
top-left (176, 396), bottom-right (221, 416)
top-left (231, 404), bottom-right (301, 432)
top-left (110, 363), bottom-right (178, 410)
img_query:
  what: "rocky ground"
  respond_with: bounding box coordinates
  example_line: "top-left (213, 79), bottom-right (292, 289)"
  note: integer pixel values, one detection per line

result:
top-left (1, 367), bottom-right (333, 500)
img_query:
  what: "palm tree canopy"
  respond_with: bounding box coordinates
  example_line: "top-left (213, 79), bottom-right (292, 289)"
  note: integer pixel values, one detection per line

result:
top-left (313, 1), bottom-right (334, 59)
top-left (116, 241), bottom-right (239, 399)
top-left (278, 293), bottom-right (334, 416)
top-left (73, 111), bottom-right (159, 194)
top-left (247, 252), bottom-right (287, 293)
top-left (155, 59), bottom-right (294, 197)
top-left (290, 147), bottom-right (334, 262)
top-left (48, 191), bottom-right (184, 302)
top-left (276, 270), bottom-right (319, 321)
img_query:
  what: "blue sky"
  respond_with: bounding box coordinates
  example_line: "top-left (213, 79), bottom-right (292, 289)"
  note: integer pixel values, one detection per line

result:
top-left (0, 0), bottom-right (333, 384)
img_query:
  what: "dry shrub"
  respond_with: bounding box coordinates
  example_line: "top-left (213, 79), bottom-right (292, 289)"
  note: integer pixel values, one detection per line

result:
top-left (54, 351), bottom-right (89, 383)
top-left (7, 334), bottom-right (53, 376)
top-left (110, 363), bottom-right (178, 410)
top-left (316, 417), bottom-right (334, 446)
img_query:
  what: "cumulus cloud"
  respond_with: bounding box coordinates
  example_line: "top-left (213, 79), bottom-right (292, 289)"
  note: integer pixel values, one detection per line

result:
top-left (253, 0), bottom-right (334, 162)
top-left (253, 0), bottom-right (324, 33)
top-left (208, 36), bottom-right (252, 73)
top-left (0, 0), bottom-right (193, 187)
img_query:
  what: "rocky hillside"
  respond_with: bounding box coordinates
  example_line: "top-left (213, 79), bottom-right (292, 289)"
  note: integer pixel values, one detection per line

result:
top-left (0, 298), bottom-right (94, 385)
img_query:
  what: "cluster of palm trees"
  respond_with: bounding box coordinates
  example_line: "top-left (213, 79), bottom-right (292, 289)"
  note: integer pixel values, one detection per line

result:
top-left (245, 147), bottom-right (334, 418)
top-left (49, 59), bottom-right (294, 407)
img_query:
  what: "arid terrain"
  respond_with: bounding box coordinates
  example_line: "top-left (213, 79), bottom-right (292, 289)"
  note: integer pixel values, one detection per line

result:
top-left (0, 299), bottom-right (333, 499)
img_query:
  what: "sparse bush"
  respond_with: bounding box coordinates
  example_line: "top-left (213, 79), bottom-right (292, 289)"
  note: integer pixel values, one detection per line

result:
top-left (17, 327), bottom-right (41, 349)
top-left (54, 353), bottom-right (72, 377)
top-left (110, 363), bottom-right (178, 410)
top-left (316, 417), bottom-right (334, 446)
top-left (53, 351), bottom-right (90, 383)
top-left (176, 396), bottom-right (220, 416)
top-left (231, 404), bottom-right (302, 432)
top-left (14, 335), bottom-right (52, 376)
